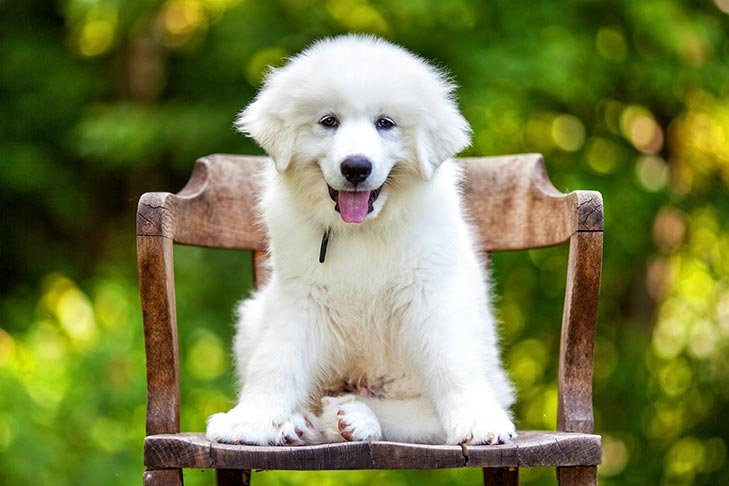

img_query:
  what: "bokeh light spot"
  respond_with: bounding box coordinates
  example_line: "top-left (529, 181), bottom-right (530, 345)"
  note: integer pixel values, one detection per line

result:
top-left (687, 319), bottom-right (718, 358)
top-left (600, 435), bottom-right (629, 476)
top-left (187, 331), bottom-right (226, 380)
top-left (200, 392), bottom-right (235, 420)
top-left (652, 208), bottom-right (686, 251)
top-left (620, 105), bottom-right (663, 154)
top-left (201, 0), bottom-right (241, 13)
top-left (551, 114), bottom-right (585, 152)
top-left (657, 357), bottom-right (692, 397)
top-left (57, 288), bottom-right (98, 348)
top-left (716, 0), bottom-right (729, 14)
top-left (93, 281), bottom-right (130, 329)
top-left (508, 339), bottom-right (547, 388)
top-left (523, 114), bottom-right (555, 152)
top-left (585, 137), bottom-right (624, 174)
top-left (0, 329), bottom-right (16, 367)
top-left (326, 0), bottom-right (389, 34)
top-left (25, 323), bottom-right (69, 410)
top-left (163, 0), bottom-right (205, 35)
top-left (156, 0), bottom-right (209, 48)
top-left (680, 265), bottom-right (714, 307)
top-left (596, 27), bottom-right (627, 62)
top-left (596, 99), bottom-right (623, 134)
top-left (718, 292), bottom-right (729, 336)
top-left (665, 436), bottom-right (705, 479)
top-left (635, 155), bottom-right (669, 191)
top-left (652, 317), bottom-right (686, 359)
top-left (91, 418), bottom-right (126, 453)
top-left (646, 257), bottom-right (669, 300)
top-left (78, 20), bottom-right (115, 57)
top-left (524, 386), bottom-right (557, 429)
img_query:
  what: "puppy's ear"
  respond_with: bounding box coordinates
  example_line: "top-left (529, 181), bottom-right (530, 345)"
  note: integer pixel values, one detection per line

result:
top-left (235, 78), bottom-right (295, 172)
top-left (415, 100), bottom-right (471, 180)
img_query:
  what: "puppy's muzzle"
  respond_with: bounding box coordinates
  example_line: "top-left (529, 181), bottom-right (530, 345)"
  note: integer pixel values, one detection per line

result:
top-left (340, 155), bottom-right (372, 184)
top-left (328, 155), bottom-right (383, 224)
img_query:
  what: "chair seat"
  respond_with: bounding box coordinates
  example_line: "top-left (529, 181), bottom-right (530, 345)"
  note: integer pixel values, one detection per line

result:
top-left (144, 431), bottom-right (601, 470)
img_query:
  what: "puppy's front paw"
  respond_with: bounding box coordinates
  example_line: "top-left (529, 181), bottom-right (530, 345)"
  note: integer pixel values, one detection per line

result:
top-left (279, 412), bottom-right (324, 445)
top-left (336, 401), bottom-right (382, 441)
top-left (447, 405), bottom-right (516, 445)
top-left (320, 395), bottom-right (382, 442)
top-left (206, 407), bottom-right (282, 445)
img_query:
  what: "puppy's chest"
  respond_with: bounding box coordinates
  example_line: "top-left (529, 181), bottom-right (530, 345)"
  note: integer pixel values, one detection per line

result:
top-left (308, 233), bottom-right (427, 304)
top-left (308, 258), bottom-right (423, 401)
top-left (318, 331), bottom-right (418, 401)
top-left (308, 268), bottom-right (415, 328)
top-left (297, 231), bottom-right (438, 400)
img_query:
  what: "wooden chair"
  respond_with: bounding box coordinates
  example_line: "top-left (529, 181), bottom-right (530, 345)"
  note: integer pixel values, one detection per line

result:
top-left (137, 153), bottom-right (604, 485)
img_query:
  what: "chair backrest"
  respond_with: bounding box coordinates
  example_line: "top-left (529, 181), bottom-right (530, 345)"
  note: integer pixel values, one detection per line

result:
top-left (137, 153), bottom-right (603, 252)
top-left (136, 153), bottom-right (603, 438)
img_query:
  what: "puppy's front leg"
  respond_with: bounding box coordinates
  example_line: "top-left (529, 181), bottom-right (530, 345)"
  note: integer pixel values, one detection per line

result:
top-left (206, 294), bottom-right (321, 445)
top-left (407, 297), bottom-right (516, 445)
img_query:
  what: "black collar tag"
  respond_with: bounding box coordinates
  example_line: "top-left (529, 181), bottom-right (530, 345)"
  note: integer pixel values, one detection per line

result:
top-left (319, 228), bottom-right (331, 263)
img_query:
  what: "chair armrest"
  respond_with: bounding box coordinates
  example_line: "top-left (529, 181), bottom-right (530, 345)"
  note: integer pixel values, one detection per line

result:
top-left (136, 155), bottom-right (267, 436)
top-left (557, 192), bottom-right (603, 433)
top-left (137, 192), bottom-right (181, 436)
top-left (138, 155), bottom-right (267, 248)
top-left (462, 155), bottom-right (603, 251)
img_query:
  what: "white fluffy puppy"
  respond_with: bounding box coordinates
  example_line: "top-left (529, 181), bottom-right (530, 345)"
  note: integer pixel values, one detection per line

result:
top-left (206, 35), bottom-right (515, 446)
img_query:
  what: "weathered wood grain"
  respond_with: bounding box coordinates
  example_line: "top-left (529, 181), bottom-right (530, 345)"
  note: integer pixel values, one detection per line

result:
top-left (210, 440), bottom-right (373, 470)
top-left (136, 155), bottom-right (267, 250)
top-left (143, 468), bottom-right (183, 486)
top-left (483, 467), bottom-right (518, 486)
top-left (463, 431), bottom-right (601, 468)
top-left (137, 192), bottom-right (178, 240)
top-left (137, 235), bottom-right (180, 436)
top-left (369, 442), bottom-right (465, 469)
top-left (145, 433), bottom-right (213, 468)
top-left (144, 431), bottom-right (601, 470)
top-left (557, 465), bottom-right (598, 485)
top-left (216, 468), bottom-right (250, 486)
top-left (459, 155), bottom-right (603, 251)
top-left (558, 231), bottom-right (603, 434)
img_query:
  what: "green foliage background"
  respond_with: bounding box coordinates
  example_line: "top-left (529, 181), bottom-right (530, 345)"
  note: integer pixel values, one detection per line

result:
top-left (2, 0), bottom-right (729, 484)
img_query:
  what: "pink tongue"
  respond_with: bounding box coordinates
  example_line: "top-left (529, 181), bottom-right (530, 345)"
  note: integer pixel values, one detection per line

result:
top-left (338, 190), bottom-right (371, 223)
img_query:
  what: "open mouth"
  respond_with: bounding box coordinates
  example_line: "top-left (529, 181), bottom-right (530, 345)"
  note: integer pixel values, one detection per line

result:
top-left (327, 185), bottom-right (383, 224)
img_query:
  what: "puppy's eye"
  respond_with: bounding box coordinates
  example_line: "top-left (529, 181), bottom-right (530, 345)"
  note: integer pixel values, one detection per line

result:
top-left (375, 116), bottom-right (396, 130)
top-left (319, 115), bottom-right (339, 129)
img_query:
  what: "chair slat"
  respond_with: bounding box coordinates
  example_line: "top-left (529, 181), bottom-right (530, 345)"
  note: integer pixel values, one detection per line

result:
top-left (144, 431), bottom-right (601, 470)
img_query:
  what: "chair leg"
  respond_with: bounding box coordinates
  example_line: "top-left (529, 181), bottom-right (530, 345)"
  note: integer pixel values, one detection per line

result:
top-left (483, 467), bottom-right (518, 485)
top-left (143, 468), bottom-right (183, 485)
top-left (216, 469), bottom-right (251, 486)
top-left (557, 466), bottom-right (597, 485)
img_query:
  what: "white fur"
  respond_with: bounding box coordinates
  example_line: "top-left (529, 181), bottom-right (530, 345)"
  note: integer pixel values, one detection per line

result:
top-left (206, 35), bottom-right (515, 446)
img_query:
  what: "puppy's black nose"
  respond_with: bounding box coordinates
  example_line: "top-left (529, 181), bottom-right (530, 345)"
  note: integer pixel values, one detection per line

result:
top-left (341, 155), bottom-right (372, 184)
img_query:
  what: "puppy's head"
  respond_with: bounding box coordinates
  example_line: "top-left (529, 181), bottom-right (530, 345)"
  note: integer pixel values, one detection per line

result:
top-left (237, 35), bottom-right (471, 224)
